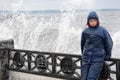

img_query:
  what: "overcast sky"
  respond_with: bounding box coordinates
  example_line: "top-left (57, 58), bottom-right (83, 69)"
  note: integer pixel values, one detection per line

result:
top-left (0, 0), bottom-right (120, 11)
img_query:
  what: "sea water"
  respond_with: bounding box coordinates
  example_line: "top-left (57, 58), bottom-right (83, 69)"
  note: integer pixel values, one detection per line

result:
top-left (0, 9), bottom-right (120, 80)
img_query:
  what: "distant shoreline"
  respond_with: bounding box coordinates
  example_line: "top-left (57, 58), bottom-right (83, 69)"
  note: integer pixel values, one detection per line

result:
top-left (0, 9), bottom-right (120, 14)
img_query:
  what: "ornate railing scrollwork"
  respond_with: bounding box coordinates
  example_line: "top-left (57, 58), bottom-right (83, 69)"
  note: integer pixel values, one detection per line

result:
top-left (35, 54), bottom-right (48, 72)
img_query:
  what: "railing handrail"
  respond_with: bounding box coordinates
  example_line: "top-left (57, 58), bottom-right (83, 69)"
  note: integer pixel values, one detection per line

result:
top-left (5, 48), bottom-right (120, 61)
top-left (5, 48), bottom-right (82, 58)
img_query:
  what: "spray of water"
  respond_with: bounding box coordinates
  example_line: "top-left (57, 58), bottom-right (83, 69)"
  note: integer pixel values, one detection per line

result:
top-left (0, 0), bottom-right (83, 55)
top-left (11, 0), bottom-right (23, 13)
top-left (55, 0), bottom-right (82, 54)
top-left (112, 31), bottom-right (120, 58)
top-left (0, 1), bottom-right (83, 80)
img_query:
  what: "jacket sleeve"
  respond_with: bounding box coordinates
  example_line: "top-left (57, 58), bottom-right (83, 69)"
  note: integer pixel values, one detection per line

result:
top-left (104, 30), bottom-right (113, 59)
top-left (81, 32), bottom-right (86, 54)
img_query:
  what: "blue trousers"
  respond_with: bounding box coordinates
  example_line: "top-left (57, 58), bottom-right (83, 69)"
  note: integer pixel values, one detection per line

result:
top-left (81, 61), bottom-right (103, 80)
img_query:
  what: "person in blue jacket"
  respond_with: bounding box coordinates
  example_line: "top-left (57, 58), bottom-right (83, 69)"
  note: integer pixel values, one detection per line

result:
top-left (81, 11), bottom-right (113, 80)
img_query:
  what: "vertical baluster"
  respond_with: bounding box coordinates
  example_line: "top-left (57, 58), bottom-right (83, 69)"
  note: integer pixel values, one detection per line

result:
top-left (52, 54), bottom-right (56, 74)
top-left (116, 61), bottom-right (120, 80)
top-left (27, 52), bottom-right (31, 72)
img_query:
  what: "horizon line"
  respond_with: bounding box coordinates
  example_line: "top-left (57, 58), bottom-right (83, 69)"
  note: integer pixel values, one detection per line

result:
top-left (0, 9), bottom-right (120, 14)
top-left (0, 8), bottom-right (120, 11)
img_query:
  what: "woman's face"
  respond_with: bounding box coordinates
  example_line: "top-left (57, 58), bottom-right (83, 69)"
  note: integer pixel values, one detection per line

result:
top-left (89, 19), bottom-right (98, 27)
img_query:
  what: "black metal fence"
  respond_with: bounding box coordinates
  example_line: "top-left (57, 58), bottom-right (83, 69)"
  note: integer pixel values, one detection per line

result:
top-left (7, 48), bottom-right (81, 80)
top-left (0, 48), bottom-right (120, 80)
top-left (0, 48), bottom-right (118, 80)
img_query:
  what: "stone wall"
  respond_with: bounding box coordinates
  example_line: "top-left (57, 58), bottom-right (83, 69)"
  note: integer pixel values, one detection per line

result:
top-left (0, 39), bottom-right (14, 80)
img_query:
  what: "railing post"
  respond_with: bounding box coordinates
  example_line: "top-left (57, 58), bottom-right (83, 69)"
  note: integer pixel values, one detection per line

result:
top-left (99, 62), bottom-right (110, 80)
top-left (27, 52), bottom-right (32, 71)
top-left (116, 61), bottom-right (120, 80)
top-left (52, 54), bottom-right (56, 74)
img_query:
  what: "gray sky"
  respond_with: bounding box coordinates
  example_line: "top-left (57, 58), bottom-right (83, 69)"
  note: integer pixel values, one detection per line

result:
top-left (0, 0), bottom-right (120, 10)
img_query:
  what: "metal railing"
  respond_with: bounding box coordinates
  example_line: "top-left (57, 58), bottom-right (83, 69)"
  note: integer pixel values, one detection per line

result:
top-left (7, 48), bottom-right (81, 80)
top-left (0, 48), bottom-right (119, 80)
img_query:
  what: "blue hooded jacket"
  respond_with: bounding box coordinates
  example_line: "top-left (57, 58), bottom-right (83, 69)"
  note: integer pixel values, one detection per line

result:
top-left (81, 11), bottom-right (113, 62)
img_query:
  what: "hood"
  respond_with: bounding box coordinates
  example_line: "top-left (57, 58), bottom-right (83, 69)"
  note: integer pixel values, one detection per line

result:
top-left (87, 11), bottom-right (99, 20)
top-left (87, 11), bottom-right (99, 27)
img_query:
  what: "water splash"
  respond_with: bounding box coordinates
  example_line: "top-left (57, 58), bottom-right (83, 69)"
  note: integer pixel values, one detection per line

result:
top-left (11, 0), bottom-right (23, 13)
top-left (55, 1), bottom-right (82, 54)
top-left (0, 0), bottom-right (83, 55)
top-left (0, 1), bottom-right (83, 79)
top-left (112, 31), bottom-right (120, 58)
